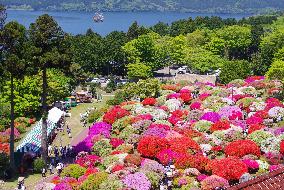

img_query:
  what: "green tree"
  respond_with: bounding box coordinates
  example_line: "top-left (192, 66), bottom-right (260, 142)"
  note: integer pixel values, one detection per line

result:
top-left (103, 31), bottom-right (127, 76)
top-left (127, 62), bottom-right (153, 81)
top-left (150, 21), bottom-right (169, 36)
top-left (266, 60), bottom-right (284, 82)
top-left (0, 69), bottom-right (72, 116)
top-left (207, 25), bottom-right (252, 59)
top-left (258, 28), bottom-right (284, 75)
top-left (0, 75), bottom-right (41, 116)
top-left (186, 29), bottom-right (211, 48)
top-left (29, 14), bottom-right (70, 163)
top-left (1, 21), bottom-right (26, 170)
top-left (219, 60), bottom-right (252, 84)
top-left (167, 35), bottom-right (187, 65)
top-left (169, 18), bottom-right (195, 36)
top-left (274, 47), bottom-right (284, 61)
top-left (70, 33), bottom-right (104, 76)
top-left (185, 47), bottom-right (224, 74)
top-left (123, 32), bottom-right (164, 71)
top-left (126, 21), bottom-right (149, 41)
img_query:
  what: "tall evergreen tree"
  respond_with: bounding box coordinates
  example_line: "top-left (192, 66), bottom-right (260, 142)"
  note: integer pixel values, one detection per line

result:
top-left (1, 21), bottom-right (26, 170)
top-left (29, 14), bottom-right (70, 163)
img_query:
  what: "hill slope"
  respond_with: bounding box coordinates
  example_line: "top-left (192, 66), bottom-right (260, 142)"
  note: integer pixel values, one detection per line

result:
top-left (1, 0), bottom-right (284, 13)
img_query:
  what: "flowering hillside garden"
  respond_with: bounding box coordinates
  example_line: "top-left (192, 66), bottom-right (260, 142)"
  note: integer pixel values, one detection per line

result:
top-left (51, 76), bottom-right (284, 190)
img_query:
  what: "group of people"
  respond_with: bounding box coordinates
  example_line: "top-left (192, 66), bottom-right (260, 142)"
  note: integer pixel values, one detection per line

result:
top-left (48, 144), bottom-right (74, 162)
top-left (42, 162), bottom-right (64, 177)
top-left (41, 144), bottom-right (75, 177)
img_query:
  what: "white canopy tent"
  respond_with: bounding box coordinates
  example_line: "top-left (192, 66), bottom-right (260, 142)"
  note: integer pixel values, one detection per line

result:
top-left (16, 107), bottom-right (65, 152)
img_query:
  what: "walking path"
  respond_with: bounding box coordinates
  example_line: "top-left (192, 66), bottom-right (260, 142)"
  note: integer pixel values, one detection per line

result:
top-left (28, 95), bottom-right (113, 189)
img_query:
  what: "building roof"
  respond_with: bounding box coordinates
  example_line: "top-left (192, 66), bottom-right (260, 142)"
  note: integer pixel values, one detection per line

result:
top-left (228, 167), bottom-right (284, 190)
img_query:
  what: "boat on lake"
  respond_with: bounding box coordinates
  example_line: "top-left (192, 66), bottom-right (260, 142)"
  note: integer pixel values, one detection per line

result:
top-left (93, 12), bottom-right (104, 22)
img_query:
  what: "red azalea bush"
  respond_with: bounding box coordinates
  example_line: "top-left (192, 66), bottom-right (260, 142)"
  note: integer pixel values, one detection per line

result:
top-left (156, 149), bottom-right (180, 165)
top-left (111, 164), bottom-right (125, 172)
top-left (175, 153), bottom-right (194, 169)
top-left (175, 128), bottom-right (203, 139)
top-left (148, 123), bottom-right (171, 131)
top-left (211, 145), bottom-right (223, 152)
top-left (191, 154), bottom-right (210, 171)
top-left (168, 137), bottom-right (200, 154)
top-left (132, 114), bottom-right (152, 123)
top-left (125, 154), bottom-right (142, 166)
top-left (168, 110), bottom-right (188, 125)
top-left (142, 98), bottom-right (157, 106)
top-left (248, 124), bottom-right (264, 134)
top-left (168, 115), bottom-right (181, 125)
top-left (207, 157), bottom-right (248, 180)
top-left (171, 110), bottom-right (188, 118)
top-left (253, 110), bottom-right (268, 119)
top-left (246, 116), bottom-right (263, 125)
top-left (110, 138), bottom-right (124, 148)
top-left (210, 120), bottom-right (230, 132)
top-left (180, 93), bottom-right (192, 104)
top-left (0, 143), bottom-right (9, 154)
top-left (175, 153), bottom-right (209, 171)
top-left (103, 106), bottom-right (130, 124)
top-left (84, 167), bottom-right (99, 176)
top-left (280, 140), bottom-right (284, 155)
top-left (265, 98), bottom-right (284, 110)
top-left (224, 140), bottom-right (261, 158)
top-left (137, 136), bottom-right (169, 157)
top-left (75, 155), bottom-right (101, 168)
top-left (190, 102), bottom-right (202, 110)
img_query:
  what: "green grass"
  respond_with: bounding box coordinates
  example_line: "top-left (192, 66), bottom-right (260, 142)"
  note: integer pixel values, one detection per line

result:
top-left (4, 173), bottom-right (43, 190)
top-left (52, 94), bottom-right (113, 147)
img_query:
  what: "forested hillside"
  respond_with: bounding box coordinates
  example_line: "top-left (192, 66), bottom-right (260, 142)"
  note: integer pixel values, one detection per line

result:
top-left (1, 0), bottom-right (284, 13)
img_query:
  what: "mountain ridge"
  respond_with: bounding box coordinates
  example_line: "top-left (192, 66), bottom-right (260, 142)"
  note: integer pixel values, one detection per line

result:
top-left (1, 0), bottom-right (284, 13)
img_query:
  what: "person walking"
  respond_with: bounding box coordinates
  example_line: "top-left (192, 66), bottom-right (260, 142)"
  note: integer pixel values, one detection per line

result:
top-left (67, 126), bottom-right (72, 138)
top-left (48, 163), bottom-right (53, 174)
top-left (41, 167), bottom-right (47, 177)
top-left (48, 144), bottom-right (53, 157)
top-left (56, 163), bottom-right (64, 176)
top-left (54, 146), bottom-right (59, 165)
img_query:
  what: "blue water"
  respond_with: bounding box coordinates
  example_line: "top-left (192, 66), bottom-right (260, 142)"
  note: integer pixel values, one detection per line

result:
top-left (6, 10), bottom-right (251, 36)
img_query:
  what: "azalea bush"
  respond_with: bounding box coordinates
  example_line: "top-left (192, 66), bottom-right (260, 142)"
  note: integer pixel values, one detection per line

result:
top-left (52, 76), bottom-right (284, 189)
top-left (61, 164), bottom-right (86, 179)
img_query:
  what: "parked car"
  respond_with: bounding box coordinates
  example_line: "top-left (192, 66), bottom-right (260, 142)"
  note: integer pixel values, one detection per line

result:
top-left (91, 78), bottom-right (99, 83)
top-left (177, 66), bottom-right (189, 74)
top-left (99, 78), bottom-right (107, 83)
top-left (117, 79), bottom-right (129, 85)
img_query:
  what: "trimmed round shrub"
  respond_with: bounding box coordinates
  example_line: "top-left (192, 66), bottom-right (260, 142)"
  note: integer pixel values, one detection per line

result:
top-left (248, 130), bottom-right (274, 146)
top-left (33, 158), bottom-right (45, 173)
top-left (62, 164), bottom-right (86, 179)
top-left (92, 139), bottom-right (113, 157)
top-left (99, 179), bottom-right (123, 190)
top-left (80, 172), bottom-right (108, 190)
top-left (224, 140), bottom-right (261, 158)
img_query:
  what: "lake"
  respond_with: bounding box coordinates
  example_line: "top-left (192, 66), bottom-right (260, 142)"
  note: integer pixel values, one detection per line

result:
top-left (6, 10), bottom-right (252, 36)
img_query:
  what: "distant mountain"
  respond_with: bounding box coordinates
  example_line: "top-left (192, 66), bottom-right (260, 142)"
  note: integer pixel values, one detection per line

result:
top-left (1, 0), bottom-right (284, 13)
